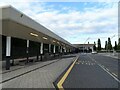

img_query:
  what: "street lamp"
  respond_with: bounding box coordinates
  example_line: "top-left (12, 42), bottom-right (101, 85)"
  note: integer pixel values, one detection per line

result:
top-left (83, 37), bottom-right (90, 54)
top-left (111, 34), bottom-right (116, 39)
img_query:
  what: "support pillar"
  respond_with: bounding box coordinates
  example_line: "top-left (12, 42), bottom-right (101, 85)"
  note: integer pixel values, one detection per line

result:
top-left (26, 40), bottom-right (29, 64)
top-left (64, 47), bottom-right (66, 53)
top-left (58, 46), bottom-right (60, 53)
top-left (49, 44), bottom-right (51, 53)
top-left (53, 45), bottom-right (56, 54)
top-left (92, 47), bottom-right (94, 52)
top-left (60, 46), bottom-right (62, 57)
top-left (6, 36), bottom-right (11, 70)
top-left (36, 44), bottom-right (39, 61)
top-left (53, 45), bottom-right (56, 57)
top-left (60, 46), bottom-right (62, 53)
top-left (40, 43), bottom-right (43, 61)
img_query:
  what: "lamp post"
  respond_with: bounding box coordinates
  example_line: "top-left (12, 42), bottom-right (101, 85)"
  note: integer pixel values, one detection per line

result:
top-left (83, 37), bottom-right (90, 54)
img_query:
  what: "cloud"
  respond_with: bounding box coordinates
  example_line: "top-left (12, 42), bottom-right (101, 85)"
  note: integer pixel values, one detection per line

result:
top-left (0, 1), bottom-right (118, 47)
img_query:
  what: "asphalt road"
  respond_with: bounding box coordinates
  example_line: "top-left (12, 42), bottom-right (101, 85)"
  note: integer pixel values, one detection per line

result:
top-left (63, 53), bottom-right (119, 89)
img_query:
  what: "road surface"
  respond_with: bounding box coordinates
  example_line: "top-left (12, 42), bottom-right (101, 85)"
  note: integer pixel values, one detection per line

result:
top-left (62, 53), bottom-right (119, 89)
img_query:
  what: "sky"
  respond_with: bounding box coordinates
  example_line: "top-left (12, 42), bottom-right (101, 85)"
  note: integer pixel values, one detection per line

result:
top-left (0, 0), bottom-right (119, 47)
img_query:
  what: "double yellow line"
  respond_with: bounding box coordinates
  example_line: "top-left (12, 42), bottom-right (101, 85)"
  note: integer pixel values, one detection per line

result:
top-left (57, 56), bottom-right (79, 90)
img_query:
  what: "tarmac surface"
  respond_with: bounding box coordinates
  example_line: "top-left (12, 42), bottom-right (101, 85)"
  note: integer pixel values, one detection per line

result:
top-left (62, 53), bottom-right (119, 89)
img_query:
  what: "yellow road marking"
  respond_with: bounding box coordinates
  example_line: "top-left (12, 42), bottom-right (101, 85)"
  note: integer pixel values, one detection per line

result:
top-left (57, 56), bottom-right (79, 90)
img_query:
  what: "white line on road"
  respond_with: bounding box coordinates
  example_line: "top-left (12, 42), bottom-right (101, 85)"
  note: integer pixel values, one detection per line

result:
top-left (87, 54), bottom-right (120, 83)
top-left (98, 64), bottom-right (120, 83)
top-left (106, 68), bottom-right (109, 71)
top-left (112, 73), bottom-right (118, 77)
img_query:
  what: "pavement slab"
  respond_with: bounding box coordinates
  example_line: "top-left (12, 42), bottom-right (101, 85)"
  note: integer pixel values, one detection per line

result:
top-left (1, 54), bottom-right (77, 89)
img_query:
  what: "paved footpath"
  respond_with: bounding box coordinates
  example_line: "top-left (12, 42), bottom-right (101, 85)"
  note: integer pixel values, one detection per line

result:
top-left (98, 53), bottom-right (119, 59)
top-left (1, 54), bottom-right (77, 89)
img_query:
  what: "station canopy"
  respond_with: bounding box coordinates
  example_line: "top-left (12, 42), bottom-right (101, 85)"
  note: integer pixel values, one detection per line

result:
top-left (0, 5), bottom-right (75, 48)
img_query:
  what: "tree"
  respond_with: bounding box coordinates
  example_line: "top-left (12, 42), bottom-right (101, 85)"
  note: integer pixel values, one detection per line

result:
top-left (114, 41), bottom-right (117, 51)
top-left (93, 41), bottom-right (96, 51)
top-left (97, 38), bottom-right (101, 51)
top-left (107, 37), bottom-right (112, 50)
top-left (117, 38), bottom-right (120, 50)
top-left (105, 41), bottom-right (108, 50)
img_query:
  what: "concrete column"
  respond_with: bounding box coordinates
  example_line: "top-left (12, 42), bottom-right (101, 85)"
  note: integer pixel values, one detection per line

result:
top-left (60, 46), bottom-right (62, 53)
top-left (36, 43), bottom-right (39, 61)
top-left (40, 43), bottom-right (43, 54)
top-left (64, 47), bottom-right (66, 53)
top-left (91, 47), bottom-right (94, 52)
top-left (26, 40), bottom-right (29, 63)
top-left (40, 43), bottom-right (43, 61)
top-left (27, 40), bottom-right (29, 48)
top-left (53, 45), bottom-right (56, 54)
top-left (6, 36), bottom-right (11, 70)
top-left (49, 44), bottom-right (51, 53)
top-left (58, 46), bottom-right (60, 53)
top-left (60, 46), bottom-right (62, 57)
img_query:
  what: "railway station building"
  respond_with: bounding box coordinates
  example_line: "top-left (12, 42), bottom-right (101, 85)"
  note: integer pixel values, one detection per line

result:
top-left (0, 5), bottom-right (76, 70)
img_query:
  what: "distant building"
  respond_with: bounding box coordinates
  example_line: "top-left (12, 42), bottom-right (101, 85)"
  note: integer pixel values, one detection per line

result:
top-left (73, 44), bottom-right (94, 53)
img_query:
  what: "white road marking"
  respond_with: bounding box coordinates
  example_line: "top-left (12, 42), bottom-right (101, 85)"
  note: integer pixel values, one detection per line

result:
top-left (106, 68), bottom-right (109, 71)
top-left (87, 54), bottom-right (120, 83)
top-left (112, 73), bottom-right (118, 77)
top-left (98, 64), bottom-right (120, 83)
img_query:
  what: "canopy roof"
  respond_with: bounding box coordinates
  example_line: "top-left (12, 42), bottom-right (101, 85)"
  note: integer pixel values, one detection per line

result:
top-left (0, 5), bottom-right (75, 48)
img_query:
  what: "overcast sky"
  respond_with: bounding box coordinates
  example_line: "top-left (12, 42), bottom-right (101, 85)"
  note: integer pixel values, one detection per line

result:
top-left (0, 0), bottom-right (119, 47)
